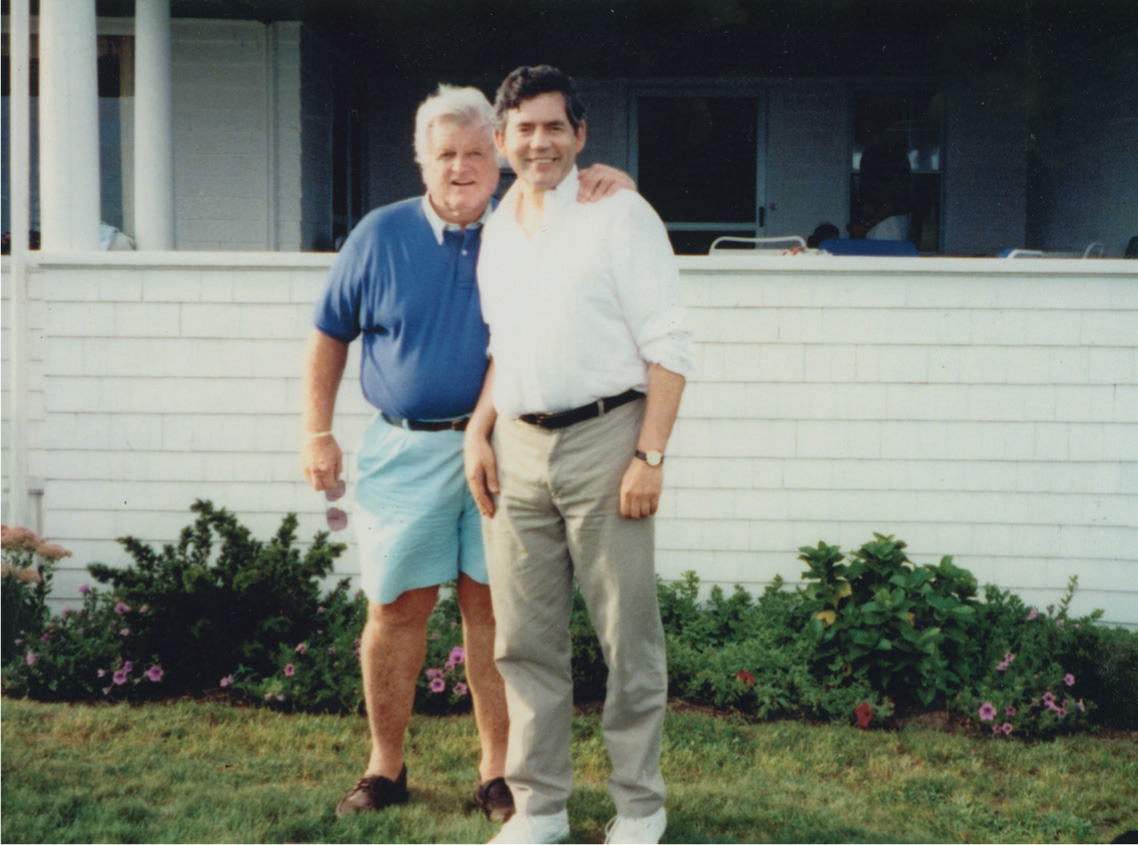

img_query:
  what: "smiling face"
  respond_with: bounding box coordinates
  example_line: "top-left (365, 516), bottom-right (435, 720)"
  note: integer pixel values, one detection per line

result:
top-left (495, 91), bottom-right (587, 195)
top-left (420, 118), bottom-right (500, 226)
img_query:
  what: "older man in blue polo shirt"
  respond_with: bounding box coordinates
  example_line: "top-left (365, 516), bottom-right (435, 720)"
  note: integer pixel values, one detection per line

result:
top-left (302, 83), bottom-right (629, 824)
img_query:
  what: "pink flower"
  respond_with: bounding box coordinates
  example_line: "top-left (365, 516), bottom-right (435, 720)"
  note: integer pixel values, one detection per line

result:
top-left (97, 669), bottom-right (107, 678)
top-left (119, 628), bottom-right (130, 637)
top-left (79, 584), bottom-right (91, 594)
top-left (40, 632), bottom-right (52, 643)
top-left (316, 606), bottom-right (326, 615)
top-left (145, 665), bottom-right (164, 682)
top-left (1064, 673), bottom-right (1075, 687)
top-left (220, 675), bottom-right (234, 688)
top-left (139, 605), bottom-right (149, 614)
top-left (429, 676), bottom-right (446, 693)
top-left (1042, 691), bottom-right (1055, 707)
top-left (25, 651), bottom-right (37, 667)
top-left (999, 723), bottom-right (1013, 736)
top-left (978, 702), bottom-right (997, 722)
top-left (328, 646), bottom-right (336, 655)
top-left (449, 646), bottom-right (465, 665)
top-left (430, 632), bottom-right (440, 640)
top-left (453, 682), bottom-right (469, 696)
top-left (295, 643), bottom-right (307, 655)
top-left (284, 664), bottom-right (296, 677)
top-left (114, 601), bottom-right (131, 615)
top-left (1006, 706), bottom-right (1017, 717)
top-left (426, 668), bottom-right (444, 680)
top-left (113, 668), bottom-right (129, 685)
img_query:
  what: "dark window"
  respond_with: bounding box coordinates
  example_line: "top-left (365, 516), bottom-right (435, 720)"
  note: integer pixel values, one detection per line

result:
top-left (636, 95), bottom-right (761, 254)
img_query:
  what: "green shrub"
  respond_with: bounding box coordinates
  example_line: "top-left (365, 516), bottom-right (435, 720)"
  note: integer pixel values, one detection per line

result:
top-left (85, 500), bottom-right (348, 693)
top-left (797, 534), bottom-right (982, 709)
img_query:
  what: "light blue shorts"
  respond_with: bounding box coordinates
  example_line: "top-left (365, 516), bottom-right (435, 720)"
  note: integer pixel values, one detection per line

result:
top-left (353, 415), bottom-right (487, 606)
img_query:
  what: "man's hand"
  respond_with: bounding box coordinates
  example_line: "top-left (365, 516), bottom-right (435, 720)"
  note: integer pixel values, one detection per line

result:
top-left (464, 429), bottom-right (500, 518)
top-left (577, 164), bottom-right (636, 203)
top-left (302, 434), bottom-right (343, 492)
top-left (619, 458), bottom-right (663, 520)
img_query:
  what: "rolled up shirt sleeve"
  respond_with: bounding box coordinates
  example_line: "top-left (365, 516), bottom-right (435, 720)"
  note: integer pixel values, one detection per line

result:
top-left (612, 195), bottom-right (695, 379)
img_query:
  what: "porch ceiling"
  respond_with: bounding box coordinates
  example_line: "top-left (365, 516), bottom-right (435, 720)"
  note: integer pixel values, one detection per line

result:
top-left (86, 0), bottom-right (1138, 79)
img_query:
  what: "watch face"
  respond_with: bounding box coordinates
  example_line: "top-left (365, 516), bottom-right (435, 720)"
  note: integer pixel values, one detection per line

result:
top-left (646, 450), bottom-right (663, 467)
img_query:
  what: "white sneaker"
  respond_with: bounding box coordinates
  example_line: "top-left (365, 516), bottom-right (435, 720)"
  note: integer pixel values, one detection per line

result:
top-left (489, 810), bottom-right (571, 844)
top-left (604, 807), bottom-right (667, 844)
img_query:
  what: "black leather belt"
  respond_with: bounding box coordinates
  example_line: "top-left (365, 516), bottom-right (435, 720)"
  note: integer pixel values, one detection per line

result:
top-left (518, 389), bottom-right (644, 430)
top-left (381, 413), bottom-right (469, 432)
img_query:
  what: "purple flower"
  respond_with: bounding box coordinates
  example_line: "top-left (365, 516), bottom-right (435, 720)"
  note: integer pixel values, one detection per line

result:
top-left (119, 628), bottom-right (131, 637)
top-left (122, 660), bottom-right (133, 673)
top-left (284, 664), bottom-right (296, 677)
top-left (328, 646), bottom-right (336, 656)
top-left (450, 621), bottom-right (459, 629)
top-left (449, 646), bottom-right (465, 664)
top-left (79, 584), bottom-right (91, 594)
top-left (25, 651), bottom-right (37, 667)
top-left (978, 702), bottom-right (997, 722)
top-left (453, 682), bottom-right (468, 697)
top-left (999, 723), bottom-right (1013, 736)
top-left (1006, 706), bottom-right (1016, 717)
top-left (317, 606), bottom-right (326, 615)
top-left (220, 674), bottom-right (234, 688)
top-left (445, 660), bottom-right (456, 671)
top-left (295, 643), bottom-right (307, 655)
top-left (1064, 673), bottom-right (1075, 687)
top-left (113, 669), bottom-right (129, 685)
top-left (114, 601), bottom-right (131, 615)
top-left (1026, 607), bottom-right (1038, 621)
top-left (145, 665), bottom-right (164, 682)
top-left (427, 668), bottom-right (444, 680)
top-left (429, 676), bottom-right (446, 693)
top-left (1042, 691), bottom-right (1055, 707)
top-left (430, 632), bottom-right (440, 640)
top-left (40, 632), bottom-right (52, 643)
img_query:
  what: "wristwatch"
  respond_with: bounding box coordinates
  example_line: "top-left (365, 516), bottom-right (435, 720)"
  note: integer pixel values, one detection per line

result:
top-left (635, 449), bottom-right (664, 467)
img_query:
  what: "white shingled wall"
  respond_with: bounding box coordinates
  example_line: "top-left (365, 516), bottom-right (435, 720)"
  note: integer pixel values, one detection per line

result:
top-left (7, 254), bottom-right (1138, 629)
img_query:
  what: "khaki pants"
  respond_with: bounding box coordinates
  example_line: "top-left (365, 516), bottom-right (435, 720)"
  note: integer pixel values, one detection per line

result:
top-left (484, 398), bottom-right (667, 818)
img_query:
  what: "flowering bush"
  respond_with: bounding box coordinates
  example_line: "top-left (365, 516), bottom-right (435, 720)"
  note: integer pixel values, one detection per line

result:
top-left (958, 578), bottom-right (1101, 737)
top-left (3, 583), bottom-right (168, 701)
top-left (2, 525), bottom-right (72, 667)
top-left (414, 589), bottom-right (473, 714)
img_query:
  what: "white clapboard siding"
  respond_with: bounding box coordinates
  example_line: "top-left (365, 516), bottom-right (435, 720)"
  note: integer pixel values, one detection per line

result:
top-left (3, 253), bottom-right (1136, 628)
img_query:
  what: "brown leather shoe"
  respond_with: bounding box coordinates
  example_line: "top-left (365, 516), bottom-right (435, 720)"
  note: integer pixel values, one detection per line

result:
top-left (475, 776), bottom-right (515, 823)
top-left (335, 766), bottom-right (409, 816)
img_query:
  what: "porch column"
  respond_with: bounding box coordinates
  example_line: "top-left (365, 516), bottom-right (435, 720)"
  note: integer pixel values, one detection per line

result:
top-left (134, 0), bottom-right (176, 249)
top-left (38, 0), bottom-right (101, 251)
top-left (6, 0), bottom-right (32, 527)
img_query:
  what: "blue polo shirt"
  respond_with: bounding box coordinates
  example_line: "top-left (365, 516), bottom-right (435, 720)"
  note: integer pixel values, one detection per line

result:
top-left (314, 197), bottom-right (491, 420)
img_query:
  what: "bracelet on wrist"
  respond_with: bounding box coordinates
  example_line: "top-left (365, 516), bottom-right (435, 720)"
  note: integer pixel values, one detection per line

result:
top-left (305, 430), bottom-right (334, 440)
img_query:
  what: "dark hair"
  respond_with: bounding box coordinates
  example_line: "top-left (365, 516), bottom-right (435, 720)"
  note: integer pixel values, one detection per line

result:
top-left (493, 65), bottom-right (586, 131)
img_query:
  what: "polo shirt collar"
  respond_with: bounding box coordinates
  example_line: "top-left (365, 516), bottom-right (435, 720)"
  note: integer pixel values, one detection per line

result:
top-left (421, 195), bottom-right (493, 245)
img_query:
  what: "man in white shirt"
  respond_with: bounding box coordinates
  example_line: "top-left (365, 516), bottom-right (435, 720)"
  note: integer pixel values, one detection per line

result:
top-left (464, 65), bottom-right (693, 845)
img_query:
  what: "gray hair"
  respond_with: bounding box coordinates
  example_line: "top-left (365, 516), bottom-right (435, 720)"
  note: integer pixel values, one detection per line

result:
top-left (414, 84), bottom-right (495, 166)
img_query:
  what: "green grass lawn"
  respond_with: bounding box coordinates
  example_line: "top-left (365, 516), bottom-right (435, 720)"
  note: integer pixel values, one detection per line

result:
top-left (2, 697), bottom-right (1135, 844)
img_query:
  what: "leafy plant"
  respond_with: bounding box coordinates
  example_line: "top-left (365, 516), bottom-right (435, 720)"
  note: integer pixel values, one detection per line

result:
top-left (798, 534), bottom-right (982, 709)
top-left (85, 500), bottom-right (348, 692)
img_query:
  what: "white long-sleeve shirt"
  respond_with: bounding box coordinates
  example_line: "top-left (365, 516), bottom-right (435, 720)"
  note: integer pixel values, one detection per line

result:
top-left (477, 168), bottom-right (694, 419)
